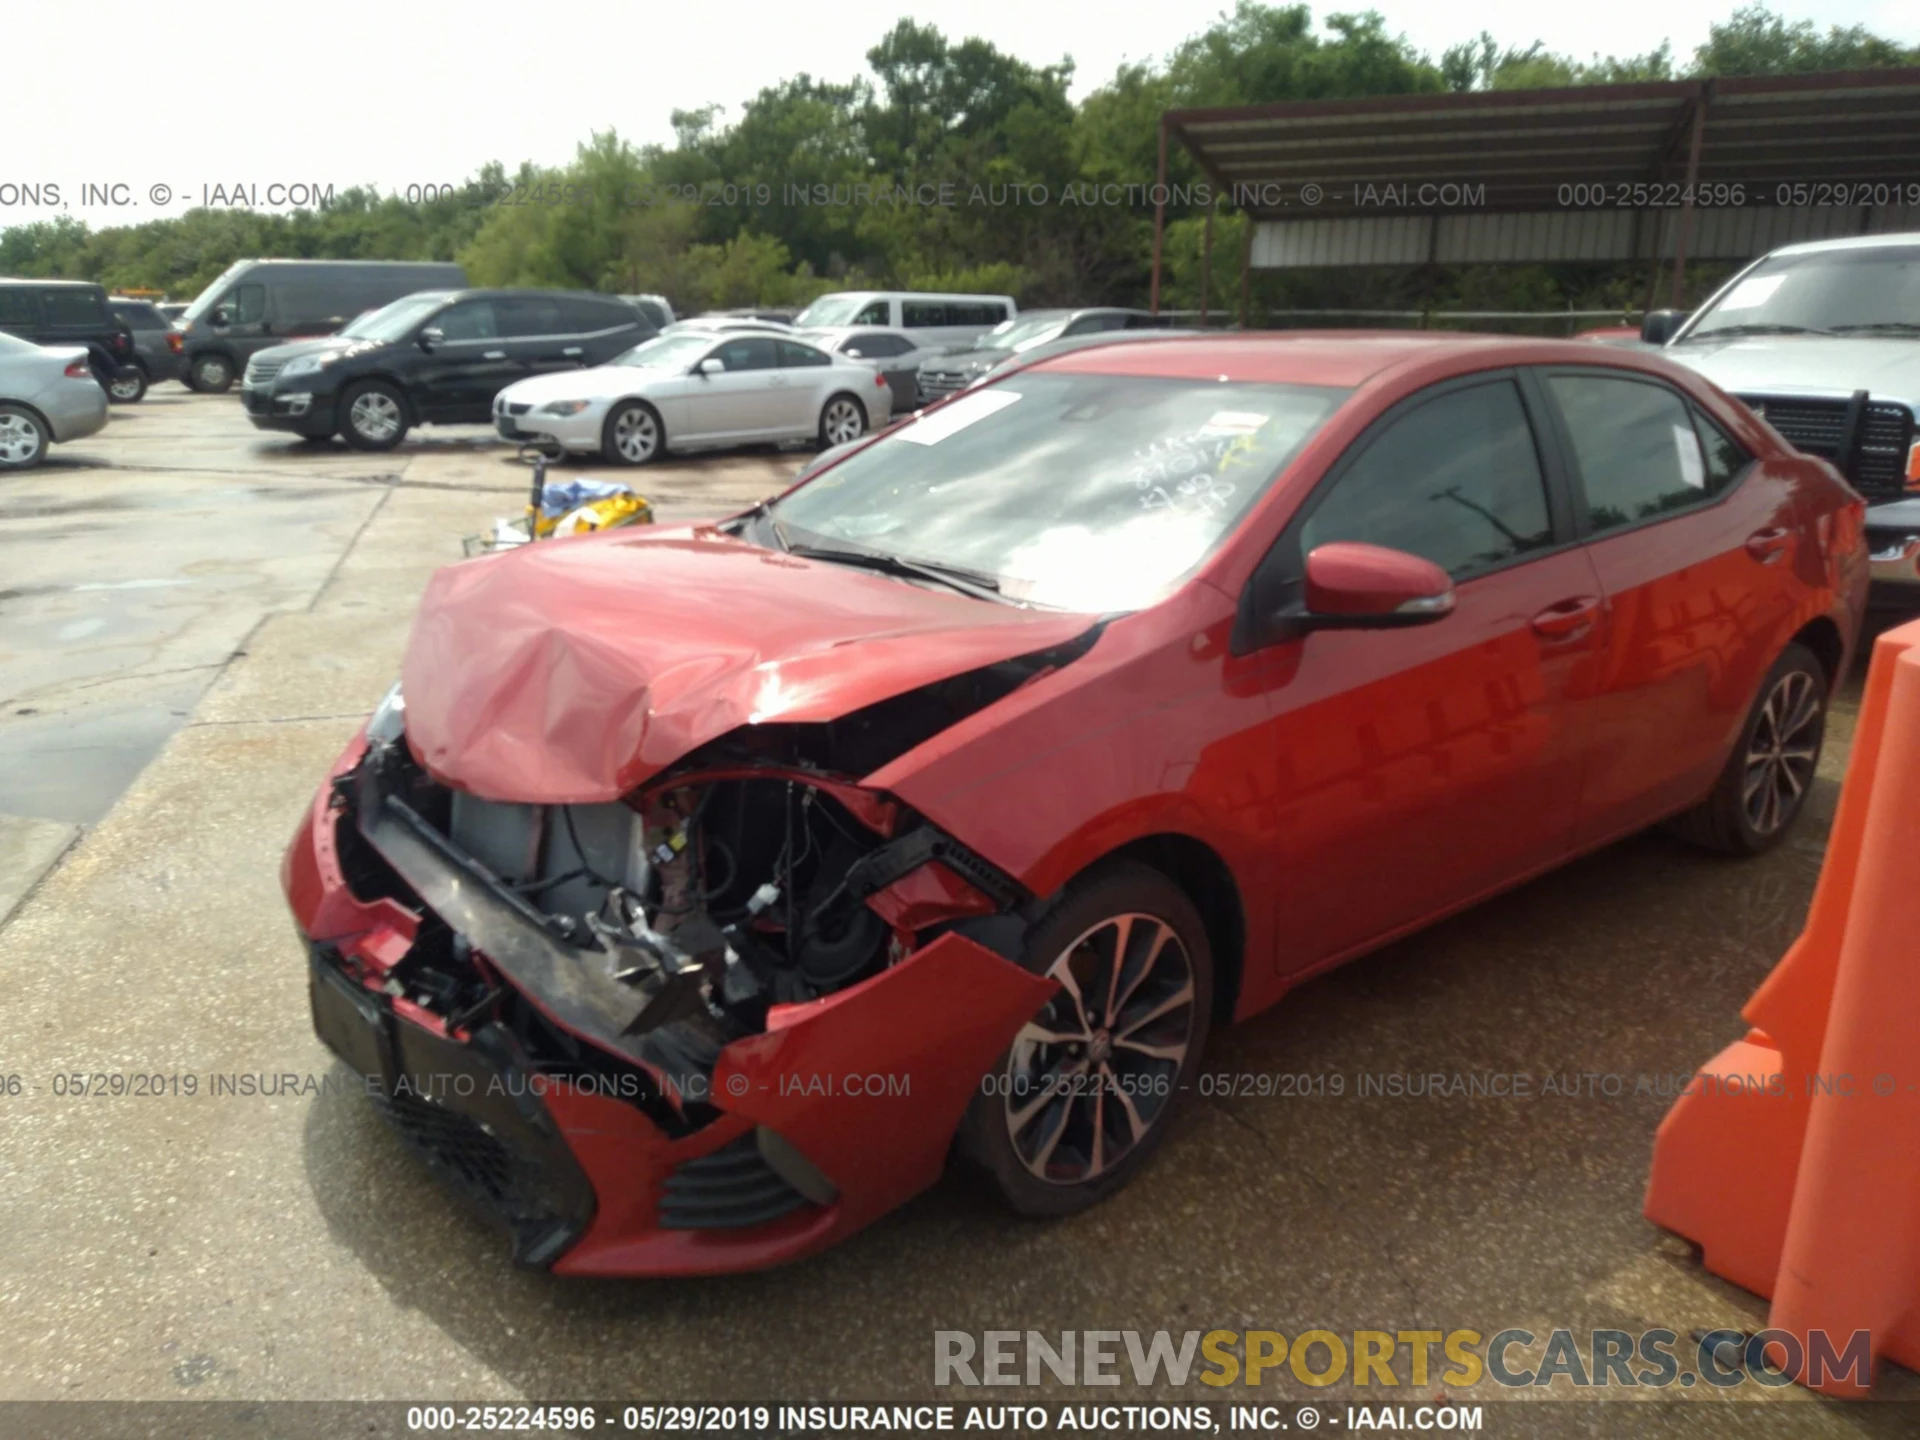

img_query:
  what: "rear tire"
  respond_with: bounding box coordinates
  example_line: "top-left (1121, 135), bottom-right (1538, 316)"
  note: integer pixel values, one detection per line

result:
top-left (339, 381), bottom-right (410, 451)
top-left (602, 399), bottom-right (662, 465)
top-left (817, 393), bottom-right (866, 449)
top-left (1669, 642), bottom-right (1828, 856)
top-left (188, 353), bottom-right (235, 393)
top-left (956, 861), bottom-right (1212, 1217)
top-left (0, 403), bottom-right (50, 470)
top-left (108, 366), bottom-right (148, 403)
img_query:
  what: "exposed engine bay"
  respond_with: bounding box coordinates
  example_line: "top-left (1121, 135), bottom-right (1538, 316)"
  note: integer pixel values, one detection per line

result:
top-left (336, 729), bottom-right (1027, 1131)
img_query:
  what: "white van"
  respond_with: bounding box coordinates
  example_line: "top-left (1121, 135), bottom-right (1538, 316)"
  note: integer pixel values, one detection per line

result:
top-left (791, 291), bottom-right (1015, 348)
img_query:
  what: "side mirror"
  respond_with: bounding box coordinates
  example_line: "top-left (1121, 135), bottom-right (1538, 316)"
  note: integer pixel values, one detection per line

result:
top-left (1640, 309), bottom-right (1688, 345)
top-left (210, 305), bottom-right (234, 327)
top-left (696, 357), bottom-right (725, 376)
top-left (1302, 542), bottom-right (1455, 628)
top-left (418, 327), bottom-right (444, 350)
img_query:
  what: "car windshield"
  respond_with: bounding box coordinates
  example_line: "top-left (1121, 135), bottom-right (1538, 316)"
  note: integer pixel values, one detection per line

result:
top-left (770, 372), bottom-right (1347, 611)
top-left (1681, 244), bottom-right (1920, 341)
top-left (989, 314), bottom-right (1071, 352)
top-left (614, 333), bottom-right (718, 368)
top-left (340, 295), bottom-right (452, 343)
top-left (179, 264), bottom-right (247, 324)
top-left (793, 296), bottom-right (866, 328)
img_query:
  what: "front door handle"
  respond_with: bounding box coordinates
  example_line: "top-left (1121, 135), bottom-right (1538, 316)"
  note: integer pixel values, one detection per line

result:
top-left (482, 350), bottom-right (506, 361)
top-left (1746, 527), bottom-right (1792, 562)
top-left (1531, 596), bottom-right (1602, 641)
top-left (562, 346), bottom-right (583, 357)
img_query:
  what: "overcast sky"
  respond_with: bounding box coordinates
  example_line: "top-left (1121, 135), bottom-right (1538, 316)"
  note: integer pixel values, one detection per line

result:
top-left (3, 0), bottom-right (1914, 230)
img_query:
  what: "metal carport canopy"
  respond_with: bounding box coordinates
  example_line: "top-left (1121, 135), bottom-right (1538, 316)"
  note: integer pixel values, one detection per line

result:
top-left (1149, 68), bottom-right (1920, 308)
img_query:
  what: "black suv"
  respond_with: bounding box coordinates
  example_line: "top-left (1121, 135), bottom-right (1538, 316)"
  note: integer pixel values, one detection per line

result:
top-left (0, 279), bottom-right (141, 399)
top-left (241, 289), bottom-right (655, 450)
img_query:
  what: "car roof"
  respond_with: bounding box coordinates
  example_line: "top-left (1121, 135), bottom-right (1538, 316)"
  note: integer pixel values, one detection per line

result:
top-left (1762, 230), bottom-right (1920, 259)
top-left (0, 277), bottom-right (101, 289)
top-left (1033, 330), bottom-right (1672, 388)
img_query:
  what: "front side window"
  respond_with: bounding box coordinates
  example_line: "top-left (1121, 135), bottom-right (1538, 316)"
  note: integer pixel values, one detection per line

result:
top-left (433, 301), bottom-right (499, 341)
top-left (1302, 379), bottom-right (1553, 579)
top-left (771, 373), bottom-right (1347, 611)
top-left (1548, 374), bottom-right (1737, 534)
top-left (0, 289), bottom-right (36, 326)
top-left (225, 284), bottom-right (266, 324)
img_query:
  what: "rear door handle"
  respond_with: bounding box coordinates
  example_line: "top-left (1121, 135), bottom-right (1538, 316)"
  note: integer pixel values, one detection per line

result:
top-left (1746, 527), bottom-right (1792, 562)
top-left (482, 350), bottom-right (506, 360)
top-left (1531, 596), bottom-right (1602, 640)
top-left (562, 346), bottom-right (583, 357)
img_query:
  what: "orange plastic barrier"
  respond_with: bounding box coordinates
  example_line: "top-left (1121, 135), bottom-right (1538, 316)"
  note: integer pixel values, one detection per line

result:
top-left (1644, 617), bottom-right (1920, 1394)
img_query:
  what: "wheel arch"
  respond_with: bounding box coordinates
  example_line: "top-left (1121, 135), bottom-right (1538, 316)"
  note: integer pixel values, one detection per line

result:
top-left (1090, 832), bottom-right (1245, 1027)
top-left (1788, 614), bottom-right (1846, 695)
top-left (0, 398), bottom-right (54, 450)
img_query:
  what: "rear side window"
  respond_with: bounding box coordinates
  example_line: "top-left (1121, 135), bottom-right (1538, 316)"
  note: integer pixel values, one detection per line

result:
top-left (1548, 374), bottom-right (1737, 534)
top-left (552, 298), bottom-right (628, 333)
top-left (901, 300), bottom-right (950, 328)
top-left (1303, 378), bottom-right (1553, 579)
top-left (845, 332), bottom-right (908, 358)
top-left (497, 297), bottom-right (564, 336)
top-left (42, 289), bottom-right (107, 326)
top-left (777, 339), bottom-right (831, 368)
top-left (112, 303), bottom-right (167, 330)
top-left (714, 336), bottom-right (778, 371)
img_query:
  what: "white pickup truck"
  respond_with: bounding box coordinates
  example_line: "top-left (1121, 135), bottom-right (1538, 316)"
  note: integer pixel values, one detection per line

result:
top-left (1644, 232), bottom-right (1920, 606)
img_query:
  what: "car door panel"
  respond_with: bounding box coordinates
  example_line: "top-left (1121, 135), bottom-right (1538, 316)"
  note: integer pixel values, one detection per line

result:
top-left (1538, 370), bottom-right (1807, 844)
top-left (414, 300), bottom-right (524, 421)
top-left (1249, 374), bottom-right (1605, 973)
top-left (682, 336), bottom-right (783, 439)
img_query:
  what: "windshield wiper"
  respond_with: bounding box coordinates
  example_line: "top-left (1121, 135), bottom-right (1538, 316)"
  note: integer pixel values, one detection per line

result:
top-left (1679, 323), bottom-right (1836, 341)
top-left (1825, 322), bottom-right (1920, 336)
top-left (784, 541), bottom-right (1006, 602)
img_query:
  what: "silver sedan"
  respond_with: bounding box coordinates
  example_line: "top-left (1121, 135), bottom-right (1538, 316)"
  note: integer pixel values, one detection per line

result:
top-left (493, 328), bottom-right (893, 465)
top-left (0, 333), bottom-right (109, 470)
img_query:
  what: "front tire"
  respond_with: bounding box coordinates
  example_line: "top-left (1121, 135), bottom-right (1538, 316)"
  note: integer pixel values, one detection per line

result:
top-left (339, 381), bottom-right (410, 451)
top-left (108, 366), bottom-right (148, 403)
top-left (818, 393), bottom-right (866, 449)
top-left (0, 403), bottom-right (50, 470)
top-left (188, 353), bottom-right (235, 393)
top-left (957, 861), bottom-right (1212, 1217)
top-left (602, 399), bottom-right (662, 465)
top-left (1670, 642), bottom-right (1828, 856)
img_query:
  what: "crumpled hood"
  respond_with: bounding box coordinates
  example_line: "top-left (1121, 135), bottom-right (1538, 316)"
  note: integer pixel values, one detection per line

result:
top-left (400, 525), bottom-right (1097, 803)
top-left (1666, 336), bottom-right (1920, 404)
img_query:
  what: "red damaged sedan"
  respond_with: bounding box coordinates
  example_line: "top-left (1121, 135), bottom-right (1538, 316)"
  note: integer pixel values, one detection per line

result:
top-left (284, 333), bottom-right (1866, 1275)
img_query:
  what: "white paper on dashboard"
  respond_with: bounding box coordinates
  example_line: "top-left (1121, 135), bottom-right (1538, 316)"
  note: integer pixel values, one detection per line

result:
top-left (1674, 423), bottom-right (1706, 488)
top-left (1716, 274), bottom-right (1787, 312)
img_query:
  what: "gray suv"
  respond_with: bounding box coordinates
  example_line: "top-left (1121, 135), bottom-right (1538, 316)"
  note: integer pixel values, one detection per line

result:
top-left (177, 259), bottom-right (467, 393)
top-left (108, 298), bottom-right (188, 395)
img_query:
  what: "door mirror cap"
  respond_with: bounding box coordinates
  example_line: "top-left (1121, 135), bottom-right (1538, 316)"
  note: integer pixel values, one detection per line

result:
top-left (1303, 542), bottom-right (1455, 627)
top-left (210, 306), bottom-right (233, 327)
top-left (417, 327), bottom-right (444, 350)
top-left (696, 357), bottom-right (725, 376)
top-left (1640, 309), bottom-right (1688, 345)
